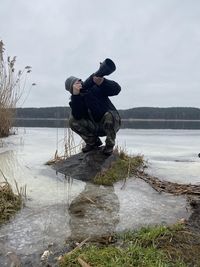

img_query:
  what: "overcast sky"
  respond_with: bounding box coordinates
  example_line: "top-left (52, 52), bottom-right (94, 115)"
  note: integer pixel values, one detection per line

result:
top-left (0, 0), bottom-right (200, 109)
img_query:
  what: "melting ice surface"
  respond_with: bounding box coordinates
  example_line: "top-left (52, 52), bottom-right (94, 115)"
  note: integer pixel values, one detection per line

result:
top-left (117, 129), bottom-right (200, 184)
top-left (0, 128), bottom-right (85, 258)
top-left (0, 128), bottom-right (199, 260)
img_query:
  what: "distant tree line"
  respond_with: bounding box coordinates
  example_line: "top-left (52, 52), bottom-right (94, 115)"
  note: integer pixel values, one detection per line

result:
top-left (118, 107), bottom-right (200, 120)
top-left (16, 107), bottom-right (71, 119)
top-left (15, 107), bottom-right (200, 120)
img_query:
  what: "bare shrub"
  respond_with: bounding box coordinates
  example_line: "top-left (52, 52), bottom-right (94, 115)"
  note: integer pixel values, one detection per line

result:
top-left (64, 127), bottom-right (83, 158)
top-left (0, 40), bottom-right (34, 137)
top-left (46, 127), bottom-right (83, 165)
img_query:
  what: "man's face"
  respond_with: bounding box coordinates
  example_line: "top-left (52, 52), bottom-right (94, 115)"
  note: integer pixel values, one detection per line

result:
top-left (73, 79), bottom-right (82, 87)
top-left (72, 79), bottom-right (82, 95)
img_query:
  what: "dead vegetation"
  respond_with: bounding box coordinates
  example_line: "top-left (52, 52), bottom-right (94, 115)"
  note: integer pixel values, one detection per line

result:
top-left (46, 127), bottom-right (83, 165)
top-left (64, 127), bottom-right (83, 158)
top-left (137, 171), bottom-right (200, 196)
top-left (156, 225), bottom-right (200, 266)
top-left (0, 40), bottom-right (34, 137)
top-left (0, 169), bottom-right (26, 225)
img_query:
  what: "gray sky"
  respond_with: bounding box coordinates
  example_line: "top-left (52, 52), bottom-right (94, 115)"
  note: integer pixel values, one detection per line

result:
top-left (0, 0), bottom-right (200, 109)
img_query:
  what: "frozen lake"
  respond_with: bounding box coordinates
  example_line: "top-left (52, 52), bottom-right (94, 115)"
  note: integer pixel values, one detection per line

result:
top-left (0, 127), bottom-right (199, 264)
top-left (117, 129), bottom-right (200, 184)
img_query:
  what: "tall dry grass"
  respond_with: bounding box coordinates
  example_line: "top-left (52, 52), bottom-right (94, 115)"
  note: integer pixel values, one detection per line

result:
top-left (0, 169), bottom-right (26, 225)
top-left (64, 127), bottom-right (83, 158)
top-left (46, 127), bottom-right (83, 165)
top-left (0, 40), bottom-right (34, 137)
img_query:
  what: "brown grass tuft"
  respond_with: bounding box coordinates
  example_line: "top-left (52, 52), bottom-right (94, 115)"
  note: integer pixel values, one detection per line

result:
top-left (0, 40), bottom-right (33, 137)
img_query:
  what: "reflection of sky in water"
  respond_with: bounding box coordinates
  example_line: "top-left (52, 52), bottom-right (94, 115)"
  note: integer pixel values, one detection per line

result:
top-left (0, 128), bottom-right (197, 256)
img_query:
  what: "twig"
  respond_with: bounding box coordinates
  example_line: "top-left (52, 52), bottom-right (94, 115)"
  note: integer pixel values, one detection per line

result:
top-left (14, 179), bottom-right (20, 196)
top-left (78, 257), bottom-right (92, 267)
top-left (65, 237), bottom-right (90, 257)
top-left (137, 172), bottom-right (200, 196)
top-left (0, 168), bottom-right (8, 183)
top-left (84, 196), bottom-right (96, 204)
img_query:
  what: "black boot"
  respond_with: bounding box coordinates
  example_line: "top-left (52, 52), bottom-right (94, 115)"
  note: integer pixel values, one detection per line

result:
top-left (82, 139), bottom-right (102, 153)
top-left (95, 138), bottom-right (102, 147)
top-left (103, 145), bottom-right (114, 156)
top-left (82, 144), bottom-right (95, 153)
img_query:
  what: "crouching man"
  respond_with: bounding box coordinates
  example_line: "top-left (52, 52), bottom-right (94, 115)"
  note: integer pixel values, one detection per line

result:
top-left (65, 74), bottom-right (121, 155)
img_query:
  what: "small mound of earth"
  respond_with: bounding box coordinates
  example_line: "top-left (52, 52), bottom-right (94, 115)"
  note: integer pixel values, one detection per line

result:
top-left (53, 148), bottom-right (119, 182)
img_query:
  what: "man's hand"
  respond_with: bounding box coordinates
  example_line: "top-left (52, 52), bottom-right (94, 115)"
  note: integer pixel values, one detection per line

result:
top-left (72, 80), bottom-right (82, 95)
top-left (93, 76), bottom-right (104, 86)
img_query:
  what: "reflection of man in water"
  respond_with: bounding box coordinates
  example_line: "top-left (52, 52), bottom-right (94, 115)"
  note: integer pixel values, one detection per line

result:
top-left (68, 183), bottom-right (120, 242)
top-left (65, 74), bottom-right (121, 155)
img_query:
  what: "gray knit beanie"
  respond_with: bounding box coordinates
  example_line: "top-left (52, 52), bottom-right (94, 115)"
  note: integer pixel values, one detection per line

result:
top-left (65, 76), bottom-right (80, 94)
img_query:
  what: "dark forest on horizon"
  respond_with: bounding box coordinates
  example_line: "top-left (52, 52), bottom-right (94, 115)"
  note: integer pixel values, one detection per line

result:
top-left (15, 107), bottom-right (200, 120)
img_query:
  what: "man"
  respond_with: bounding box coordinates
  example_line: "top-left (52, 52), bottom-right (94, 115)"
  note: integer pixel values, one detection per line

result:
top-left (65, 73), bottom-right (121, 155)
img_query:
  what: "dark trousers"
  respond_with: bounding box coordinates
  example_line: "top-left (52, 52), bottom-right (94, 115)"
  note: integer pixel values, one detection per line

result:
top-left (69, 111), bottom-right (121, 147)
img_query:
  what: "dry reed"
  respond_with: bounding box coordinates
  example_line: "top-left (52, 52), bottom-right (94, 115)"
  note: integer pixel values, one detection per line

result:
top-left (0, 169), bottom-right (26, 225)
top-left (64, 127), bottom-right (83, 158)
top-left (0, 40), bottom-right (34, 137)
top-left (46, 127), bottom-right (83, 165)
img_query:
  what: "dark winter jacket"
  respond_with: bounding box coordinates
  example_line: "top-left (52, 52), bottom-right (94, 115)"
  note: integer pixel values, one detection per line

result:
top-left (69, 76), bottom-right (121, 122)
